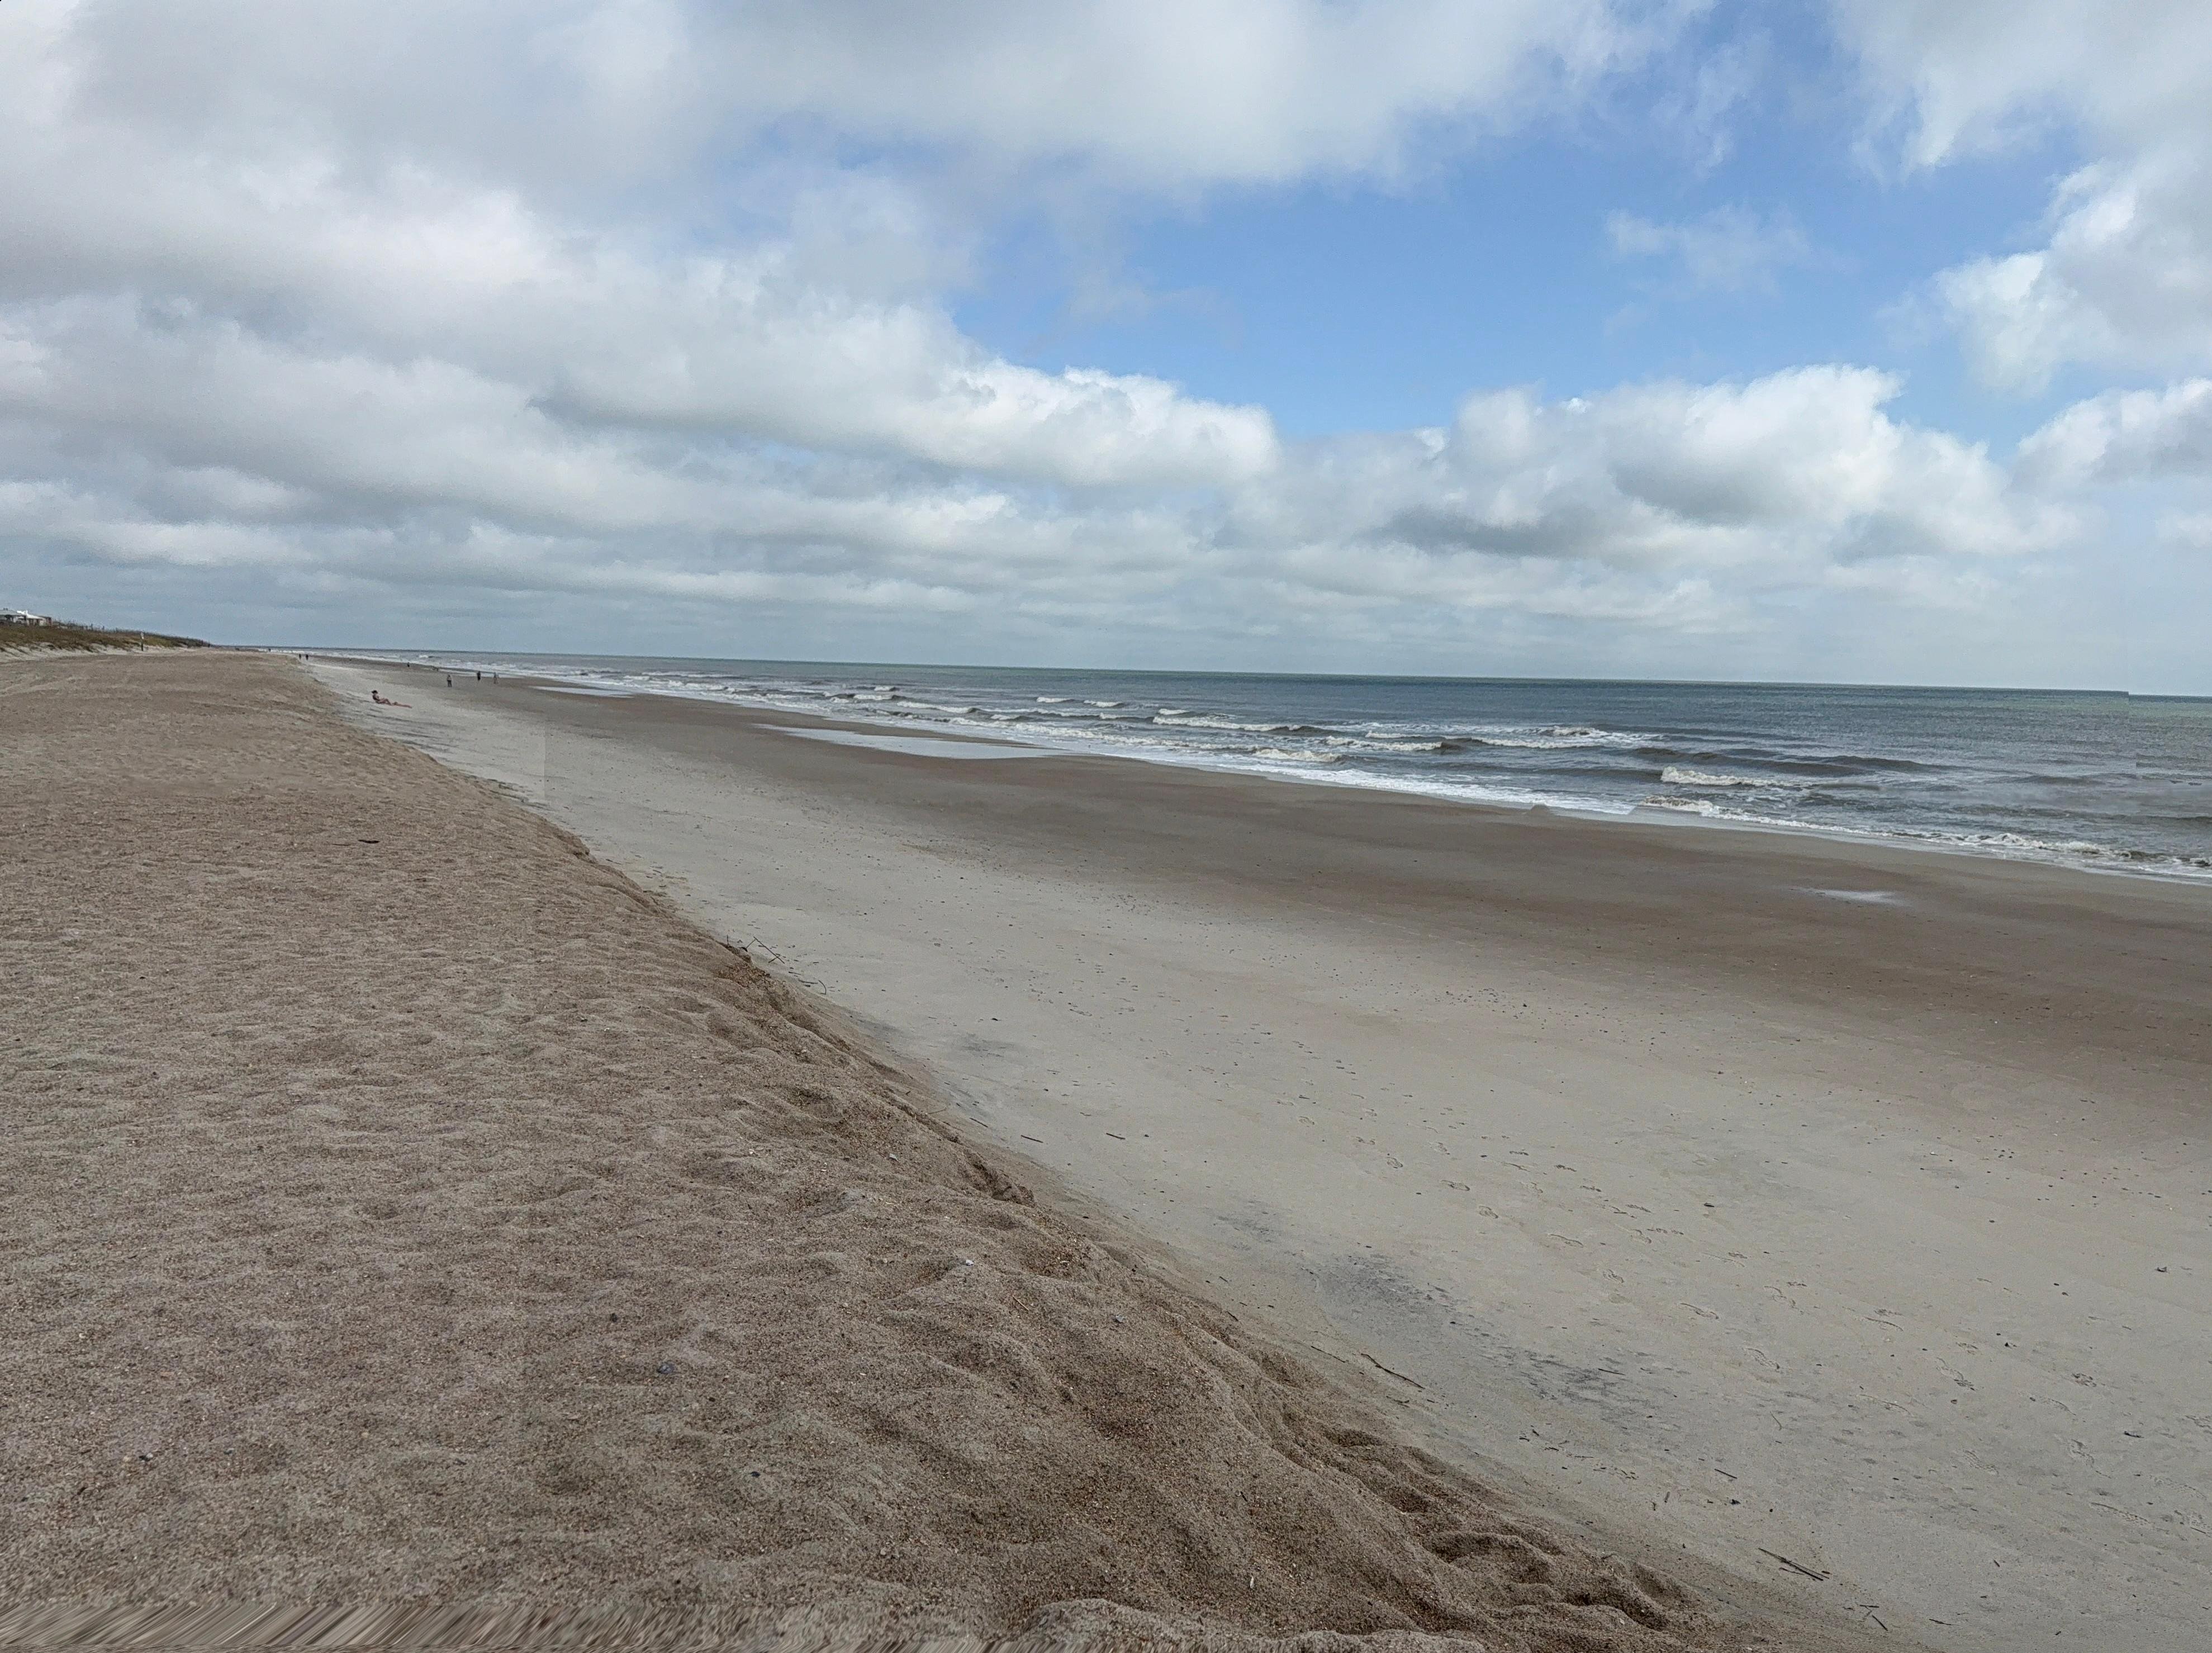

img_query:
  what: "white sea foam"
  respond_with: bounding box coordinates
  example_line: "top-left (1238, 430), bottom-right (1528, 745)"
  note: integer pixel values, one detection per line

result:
top-left (1662, 766), bottom-right (1793, 788)
top-left (1154, 711), bottom-right (1279, 732)
top-left (1470, 726), bottom-right (1649, 750)
top-left (1632, 796), bottom-right (2211, 882)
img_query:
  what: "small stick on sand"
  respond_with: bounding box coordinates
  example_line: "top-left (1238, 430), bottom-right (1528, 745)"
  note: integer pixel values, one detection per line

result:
top-left (1360, 1351), bottom-right (1426, 1390)
top-left (1758, 1548), bottom-right (1831, 1581)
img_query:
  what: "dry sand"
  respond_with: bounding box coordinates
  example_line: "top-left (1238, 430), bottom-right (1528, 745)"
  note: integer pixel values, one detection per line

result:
top-left (295, 656), bottom-right (2212, 1653)
top-left (1, 650), bottom-right (1872, 1651)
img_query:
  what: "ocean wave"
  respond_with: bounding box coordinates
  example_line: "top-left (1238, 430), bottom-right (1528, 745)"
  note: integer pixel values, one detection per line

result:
top-left (986, 707), bottom-right (1152, 728)
top-left (1662, 766), bottom-right (1797, 789)
top-left (1247, 747), bottom-right (1345, 765)
top-left (1154, 712), bottom-right (1338, 735)
top-left (1465, 727), bottom-right (1651, 750)
top-left (1631, 797), bottom-right (2212, 880)
top-left (1838, 752), bottom-right (1934, 773)
top-left (1888, 826), bottom-right (2212, 876)
top-left (2017, 770), bottom-right (2139, 787)
top-left (1036, 695), bottom-right (1072, 703)
top-left (1152, 709), bottom-right (1243, 728)
top-left (1636, 744), bottom-right (1917, 778)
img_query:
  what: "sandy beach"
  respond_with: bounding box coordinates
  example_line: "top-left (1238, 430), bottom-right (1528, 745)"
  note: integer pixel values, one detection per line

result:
top-left (17, 0), bottom-right (2212, 1645)
top-left (3, 648), bottom-right (1893, 1651)
top-left (291, 654), bottom-right (2212, 1653)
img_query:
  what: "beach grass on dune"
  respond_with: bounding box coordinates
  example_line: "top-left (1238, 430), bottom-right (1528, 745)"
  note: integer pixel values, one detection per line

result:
top-left (0, 619), bottom-right (208, 653)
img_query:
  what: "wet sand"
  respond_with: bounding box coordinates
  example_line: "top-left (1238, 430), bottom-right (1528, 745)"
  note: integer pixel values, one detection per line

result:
top-left (4, 649), bottom-right (1873, 1650)
top-left (305, 655), bottom-right (2212, 1653)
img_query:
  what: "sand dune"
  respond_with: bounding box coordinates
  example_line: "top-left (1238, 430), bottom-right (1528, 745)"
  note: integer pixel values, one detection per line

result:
top-left (1, 651), bottom-right (1869, 1649)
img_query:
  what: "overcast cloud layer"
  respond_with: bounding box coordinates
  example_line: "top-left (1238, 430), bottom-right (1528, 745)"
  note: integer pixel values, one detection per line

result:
top-left (2, 1), bottom-right (2208, 687)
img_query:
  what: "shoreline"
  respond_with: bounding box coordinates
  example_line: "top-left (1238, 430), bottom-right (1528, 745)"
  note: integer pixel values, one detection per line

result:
top-left (305, 651), bottom-right (2212, 1653)
top-left (298, 649), bottom-right (2212, 890)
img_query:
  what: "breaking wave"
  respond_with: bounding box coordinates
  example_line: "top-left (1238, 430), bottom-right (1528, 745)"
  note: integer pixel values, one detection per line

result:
top-left (1662, 766), bottom-right (1797, 789)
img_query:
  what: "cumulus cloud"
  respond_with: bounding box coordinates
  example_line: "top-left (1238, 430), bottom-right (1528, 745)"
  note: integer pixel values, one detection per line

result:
top-left (1932, 159), bottom-right (2212, 392)
top-left (0, 54), bottom-right (1278, 496)
top-left (1833, 0), bottom-right (2212, 168)
top-left (33, 0), bottom-right (1653, 196)
top-left (1835, 0), bottom-right (2212, 387)
top-left (684, 0), bottom-right (1653, 188)
top-left (2015, 379), bottom-right (2212, 488)
top-left (1231, 368), bottom-right (2061, 587)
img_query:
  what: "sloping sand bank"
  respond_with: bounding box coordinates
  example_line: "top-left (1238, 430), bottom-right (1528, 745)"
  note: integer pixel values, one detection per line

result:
top-left (292, 656), bottom-right (2212, 1653)
top-left (1, 652), bottom-right (1861, 1649)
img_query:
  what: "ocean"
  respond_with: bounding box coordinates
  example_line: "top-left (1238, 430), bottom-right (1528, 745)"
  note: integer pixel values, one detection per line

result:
top-left (348, 653), bottom-right (2212, 882)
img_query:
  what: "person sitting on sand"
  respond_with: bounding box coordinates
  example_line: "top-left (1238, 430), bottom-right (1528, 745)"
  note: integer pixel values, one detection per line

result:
top-left (370, 689), bottom-right (410, 707)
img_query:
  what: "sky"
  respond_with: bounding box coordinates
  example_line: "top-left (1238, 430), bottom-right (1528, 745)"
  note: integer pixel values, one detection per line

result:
top-left (2, 1), bottom-right (2210, 690)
